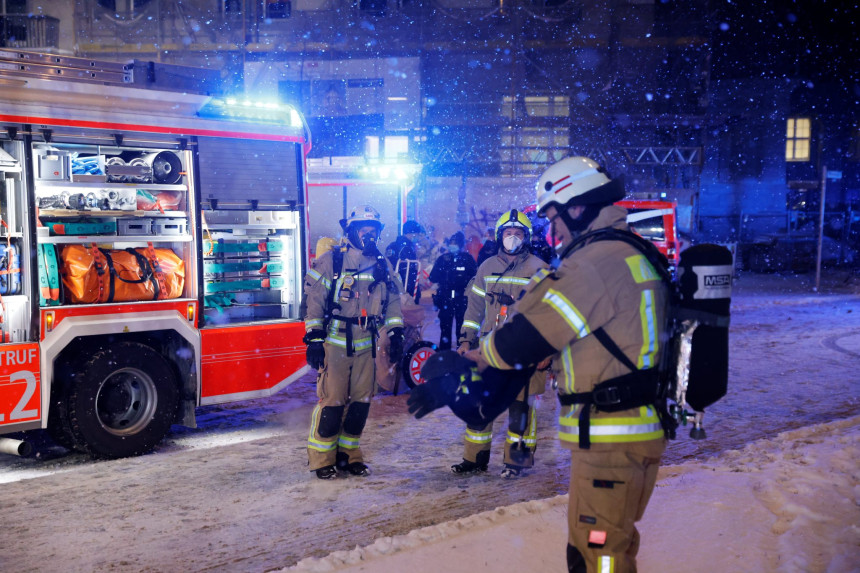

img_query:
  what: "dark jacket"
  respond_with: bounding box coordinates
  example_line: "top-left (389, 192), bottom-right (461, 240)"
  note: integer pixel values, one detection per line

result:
top-left (385, 235), bottom-right (419, 297)
top-left (429, 251), bottom-right (477, 301)
top-left (476, 240), bottom-right (498, 266)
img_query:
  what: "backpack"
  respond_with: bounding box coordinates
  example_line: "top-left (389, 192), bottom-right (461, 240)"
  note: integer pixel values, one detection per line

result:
top-left (561, 228), bottom-right (733, 440)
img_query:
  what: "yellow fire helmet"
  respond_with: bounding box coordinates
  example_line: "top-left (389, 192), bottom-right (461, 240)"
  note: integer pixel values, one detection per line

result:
top-left (494, 209), bottom-right (532, 244)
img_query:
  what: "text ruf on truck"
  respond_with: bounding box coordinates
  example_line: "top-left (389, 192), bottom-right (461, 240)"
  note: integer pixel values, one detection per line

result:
top-left (0, 50), bottom-right (311, 458)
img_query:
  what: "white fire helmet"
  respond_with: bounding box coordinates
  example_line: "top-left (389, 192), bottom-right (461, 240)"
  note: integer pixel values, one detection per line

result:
top-left (344, 204), bottom-right (384, 232)
top-left (535, 156), bottom-right (625, 216)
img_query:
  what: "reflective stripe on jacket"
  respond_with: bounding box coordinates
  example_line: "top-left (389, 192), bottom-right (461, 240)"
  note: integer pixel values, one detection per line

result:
top-left (459, 251), bottom-right (546, 346)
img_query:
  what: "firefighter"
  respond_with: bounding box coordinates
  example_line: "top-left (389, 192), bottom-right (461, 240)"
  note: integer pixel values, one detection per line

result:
top-left (385, 219), bottom-right (425, 303)
top-left (465, 157), bottom-right (670, 572)
top-left (303, 205), bottom-right (405, 479)
top-left (428, 231), bottom-right (477, 350)
top-left (453, 209), bottom-right (548, 478)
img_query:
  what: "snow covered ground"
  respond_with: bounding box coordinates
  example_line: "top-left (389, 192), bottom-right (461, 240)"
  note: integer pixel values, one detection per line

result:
top-left (0, 270), bottom-right (858, 573)
top-left (285, 415), bottom-right (860, 573)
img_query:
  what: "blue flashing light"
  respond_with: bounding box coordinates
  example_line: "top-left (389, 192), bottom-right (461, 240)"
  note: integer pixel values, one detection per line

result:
top-left (198, 96), bottom-right (301, 126)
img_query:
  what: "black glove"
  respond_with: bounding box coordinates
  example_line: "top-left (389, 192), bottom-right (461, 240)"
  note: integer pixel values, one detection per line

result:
top-left (372, 255), bottom-right (389, 283)
top-left (388, 327), bottom-right (404, 364)
top-left (407, 375), bottom-right (458, 419)
top-left (303, 330), bottom-right (326, 370)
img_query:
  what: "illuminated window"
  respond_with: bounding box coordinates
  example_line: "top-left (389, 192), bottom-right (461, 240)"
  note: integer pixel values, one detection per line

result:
top-left (786, 117), bottom-right (810, 161)
top-left (501, 96), bottom-right (570, 118)
top-left (500, 127), bottom-right (569, 174)
top-left (365, 136), bottom-right (380, 158)
top-left (384, 136), bottom-right (409, 159)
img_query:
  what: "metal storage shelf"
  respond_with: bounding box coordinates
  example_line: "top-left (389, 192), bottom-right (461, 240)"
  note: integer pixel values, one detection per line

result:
top-left (41, 235), bottom-right (192, 244)
top-left (35, 181), bottom-right (187, 191)
top-left (39, 209), bottom-right (185, 218)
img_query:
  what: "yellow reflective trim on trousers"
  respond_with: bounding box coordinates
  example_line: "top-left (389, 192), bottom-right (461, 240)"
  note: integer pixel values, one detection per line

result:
top-left (507, 404), bottom-right (538, 445)
top-left (338, 435), bottom-right (360, 449)
top-left (465, 429), bottom-right (492, 444)
top-left (480, 332), bottom-right (504, 369)
top-left (625, 254), bottom-right (659, 284)
top-left (598, 555), bottom-right (614, 573)
top-left (638, 288), bottom-right (659, 368)
top-left (308, 405), bottom-right (337, 452)
top-left (542, 289), bottom-right (590, 339)
top-left (463, 320), bottom-right (481, 331)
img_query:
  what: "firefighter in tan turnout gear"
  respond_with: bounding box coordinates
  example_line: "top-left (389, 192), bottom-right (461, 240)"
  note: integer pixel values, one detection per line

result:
top-left (303, 205), bottom-right (404, 479)
top-left (466, 157), bottom-right (670, 572)
top-left (453, 209), bottom-right (548, 478)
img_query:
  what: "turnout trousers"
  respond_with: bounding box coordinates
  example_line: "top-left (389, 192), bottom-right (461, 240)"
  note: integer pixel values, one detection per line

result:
top-left (462, 369), bottom-right (546, 468)
top-left (567, 448), bottom-right (662, 573)
top-left (307, 343), bottom-right (375, 471)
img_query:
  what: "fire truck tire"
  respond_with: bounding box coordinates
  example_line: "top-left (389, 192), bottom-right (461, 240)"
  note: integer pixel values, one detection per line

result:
top-left (64, 342), bottom-right (179, 459)
top-left (402, 341), bottom-right (438, 389)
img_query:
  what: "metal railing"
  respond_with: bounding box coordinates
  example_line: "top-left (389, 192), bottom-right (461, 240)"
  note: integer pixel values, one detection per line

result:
top-left (0, 15), bottom-right (59, 49)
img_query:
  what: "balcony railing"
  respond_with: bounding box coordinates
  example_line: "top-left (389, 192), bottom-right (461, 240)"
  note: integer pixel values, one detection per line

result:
top-left (0, 15), bottom-right (59, 49)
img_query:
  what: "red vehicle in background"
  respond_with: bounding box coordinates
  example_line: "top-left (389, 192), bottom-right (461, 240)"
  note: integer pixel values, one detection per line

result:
top-left (524, 199), bottom-right (680, 268)
top-left (616, 199), bottom-right (680, 268)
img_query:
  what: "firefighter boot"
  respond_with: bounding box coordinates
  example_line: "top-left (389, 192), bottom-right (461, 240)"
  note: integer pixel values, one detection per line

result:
top-left (347, 462), bottom-right (371, 476)
top-left (500, 464), bottom-right (523, 479)
top-left (315, 465), bottom-right (338, 480)
top-left (451, 450), bottom-right (490, 474)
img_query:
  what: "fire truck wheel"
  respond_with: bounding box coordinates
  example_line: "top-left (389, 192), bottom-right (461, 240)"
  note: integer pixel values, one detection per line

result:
top-left (64, 341), bottom-right (179, 459)
top-left (402, 341), bottom-right (438, 389)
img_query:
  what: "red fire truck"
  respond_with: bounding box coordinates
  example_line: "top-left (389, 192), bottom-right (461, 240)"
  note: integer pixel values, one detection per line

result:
top-left (0, 51), bottom-right (310, 458)
top-left (524, 198), bottom-right (680, 267)
top-left (617, 199), bottom-right (680, 268)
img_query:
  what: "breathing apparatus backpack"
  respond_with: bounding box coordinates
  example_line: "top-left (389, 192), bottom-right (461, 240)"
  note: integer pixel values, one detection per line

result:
top-left (562, 229), bottom-right (733, 440)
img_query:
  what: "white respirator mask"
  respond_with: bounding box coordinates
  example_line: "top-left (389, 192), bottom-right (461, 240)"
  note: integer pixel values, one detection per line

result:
top-left (502, 235), bottom-right (524, 253)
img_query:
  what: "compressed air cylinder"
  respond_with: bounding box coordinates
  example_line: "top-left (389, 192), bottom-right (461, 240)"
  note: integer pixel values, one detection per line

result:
top-left (676, 244), bottom-right (733, 411)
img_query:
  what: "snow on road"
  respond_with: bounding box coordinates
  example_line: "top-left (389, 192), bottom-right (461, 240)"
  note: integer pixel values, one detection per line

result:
top-left (0, 271), bottom-right (857, 572)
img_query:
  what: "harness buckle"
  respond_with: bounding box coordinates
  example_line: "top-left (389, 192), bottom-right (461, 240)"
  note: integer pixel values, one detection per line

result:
top-left (592, 385), bottom-right (622, 407)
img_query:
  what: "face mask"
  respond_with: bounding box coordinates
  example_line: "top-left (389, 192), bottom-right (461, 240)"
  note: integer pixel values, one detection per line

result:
top-left (502, 235), bottom-right (523, 253)
top-left (361, 234), bottom-right (381, 256)
top-left (447, 245), bottom-right (460, 254)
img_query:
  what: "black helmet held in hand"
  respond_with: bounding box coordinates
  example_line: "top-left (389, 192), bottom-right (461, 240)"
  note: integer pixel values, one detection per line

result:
top-left (407, 351), bottom-right (533, 427)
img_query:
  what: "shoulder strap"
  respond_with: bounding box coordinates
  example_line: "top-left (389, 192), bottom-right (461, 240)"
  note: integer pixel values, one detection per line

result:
top-left (322, 247), bottom-right (345, 331)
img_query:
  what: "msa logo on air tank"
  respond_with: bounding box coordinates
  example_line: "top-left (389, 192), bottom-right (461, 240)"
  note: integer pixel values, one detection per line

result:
top-left (693, 264), bottom-right (733, 299)
top-left (704, 274), bottom-right (731, 287)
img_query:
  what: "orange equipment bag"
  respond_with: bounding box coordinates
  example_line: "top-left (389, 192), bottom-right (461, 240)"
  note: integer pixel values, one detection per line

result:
top-left (60, 243), bottom-right (185, 304)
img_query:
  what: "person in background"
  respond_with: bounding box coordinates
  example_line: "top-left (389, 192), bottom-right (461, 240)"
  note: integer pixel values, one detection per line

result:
top-left (385, 220), bottom-right (425, 303)
top-left (454, 210), bottom-right (548, 479)
top-left (303, 205), bottom-right (405, 479)
top-left (428, 231), bottom-right (477, 350)
top-left (476, 226), bottom-right (498, 266)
